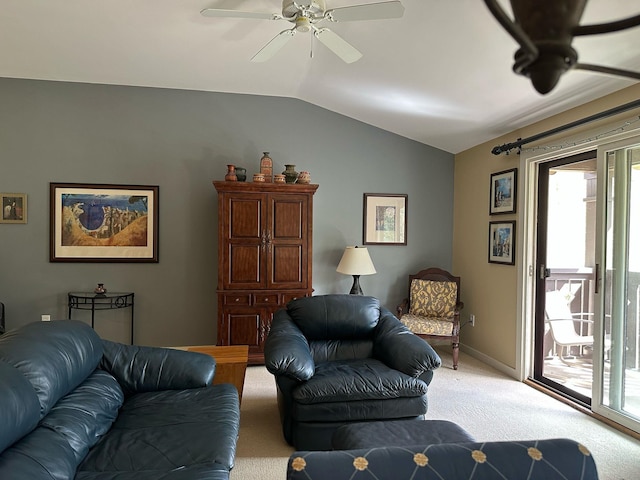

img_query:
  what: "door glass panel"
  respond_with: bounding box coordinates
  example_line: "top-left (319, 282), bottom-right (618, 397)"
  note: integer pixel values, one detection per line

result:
top-left (601, 144), bottom-right (640, 421)
top-left (538, 158), bottom-right (596, 404)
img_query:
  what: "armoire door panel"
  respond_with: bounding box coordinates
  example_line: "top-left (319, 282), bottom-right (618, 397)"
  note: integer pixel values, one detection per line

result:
top-left (271, 245), bottom-right (304, 285)
top-left (229, 197), bottom-right (263, 238)
top-left (227, 244), bottom-right (263, 286)
top-left (271, 197), bottom-right (305, 239)
top-left (227, 312), bottom-right (261, 347)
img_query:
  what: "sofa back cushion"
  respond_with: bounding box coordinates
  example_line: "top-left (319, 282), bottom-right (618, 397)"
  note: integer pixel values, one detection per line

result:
top-left (287, 295), bottom-right (380, 341)
top-left (0, 361), bottom-right (40, 453)
top-left (0, 320), bottom-right (104, 418)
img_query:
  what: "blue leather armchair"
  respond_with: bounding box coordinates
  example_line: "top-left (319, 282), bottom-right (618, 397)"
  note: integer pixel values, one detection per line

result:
top-left (264, 295), bottom-right (442, 450)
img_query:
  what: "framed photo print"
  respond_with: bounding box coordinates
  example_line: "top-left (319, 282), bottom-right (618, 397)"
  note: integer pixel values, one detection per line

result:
top-left (490, 168), bottom-right (517, 214)
top-left (50, 183), bottom-right (159, 262)
top-left (0, 193), bottom-right (27, 224)
top-left (363, 193), bottom-right (407, 245)
top-left (488, 221), bottom-right (515, 265)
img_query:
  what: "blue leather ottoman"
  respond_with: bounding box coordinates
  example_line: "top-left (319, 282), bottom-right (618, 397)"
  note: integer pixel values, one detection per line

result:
top-left (331, 419), bottom-right (475, 449)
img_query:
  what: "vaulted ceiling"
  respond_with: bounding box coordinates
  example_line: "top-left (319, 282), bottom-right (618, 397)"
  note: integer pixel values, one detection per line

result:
top-left (1, 0), bottom-right (638, 153)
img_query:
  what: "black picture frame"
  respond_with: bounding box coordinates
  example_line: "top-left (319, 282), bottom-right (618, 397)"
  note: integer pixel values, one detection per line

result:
top-left (490, 168), bottom-right (517, 215)
top-left (488, 220), bottom-right (516, 265)
top-left (363, 193), bottom-right (407, 245)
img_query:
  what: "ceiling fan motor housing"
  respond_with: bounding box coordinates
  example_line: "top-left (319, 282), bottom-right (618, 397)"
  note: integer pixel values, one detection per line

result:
top-left (510, 0), bottom-right (586, 93)
top-left (282, 0), bottom-right (326, 19)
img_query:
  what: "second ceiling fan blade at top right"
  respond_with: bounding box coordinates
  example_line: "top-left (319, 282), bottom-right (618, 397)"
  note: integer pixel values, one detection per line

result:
top-left (327, 1), bottom-right (405, 22)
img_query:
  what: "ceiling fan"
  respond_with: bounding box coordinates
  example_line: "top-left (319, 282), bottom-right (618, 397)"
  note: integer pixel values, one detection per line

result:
top-left (200, 1), bottom-right (405, 63)
top-left (484, 0), bottom-right (640, 94)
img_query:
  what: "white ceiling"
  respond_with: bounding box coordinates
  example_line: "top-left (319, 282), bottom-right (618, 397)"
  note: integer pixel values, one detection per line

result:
top-left (1, 0), bottom-right (638, 154)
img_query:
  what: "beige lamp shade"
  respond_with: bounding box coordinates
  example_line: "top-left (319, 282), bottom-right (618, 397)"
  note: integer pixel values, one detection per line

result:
top-left (336, 246), bottom-right (376, 295)
top-left (336, 246), bottom-right (376, 275)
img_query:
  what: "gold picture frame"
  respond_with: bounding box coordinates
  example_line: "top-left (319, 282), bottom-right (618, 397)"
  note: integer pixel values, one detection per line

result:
top-left (0, 193), bottom-right (27, 224)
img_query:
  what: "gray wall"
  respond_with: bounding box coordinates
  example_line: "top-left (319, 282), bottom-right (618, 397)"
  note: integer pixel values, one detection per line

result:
top-left (0, 78), bottom-right (454, 346)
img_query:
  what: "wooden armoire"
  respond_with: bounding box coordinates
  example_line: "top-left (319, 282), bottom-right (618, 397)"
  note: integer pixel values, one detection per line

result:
top-left (213, 181), bottom-right (318, 364)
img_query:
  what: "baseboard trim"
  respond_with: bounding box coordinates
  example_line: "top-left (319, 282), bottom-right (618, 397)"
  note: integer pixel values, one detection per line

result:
top-left (459, 344), bottom-right (518, 379)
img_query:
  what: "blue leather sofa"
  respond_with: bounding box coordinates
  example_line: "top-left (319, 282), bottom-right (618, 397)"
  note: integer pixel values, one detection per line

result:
top-left (0, 320), bottom-right (240, 480)
top-left (286, 438), bottom-right (599, 479)
top-left (264, 295), bottom-right (442, 450)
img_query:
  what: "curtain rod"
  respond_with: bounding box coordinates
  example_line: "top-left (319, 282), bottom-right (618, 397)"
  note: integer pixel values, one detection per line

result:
top-left (491, 98), bottom-right (640, 155)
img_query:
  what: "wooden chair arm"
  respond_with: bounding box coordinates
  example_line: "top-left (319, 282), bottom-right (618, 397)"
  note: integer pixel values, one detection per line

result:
top-left (396, 298), bottom-right (409, 317)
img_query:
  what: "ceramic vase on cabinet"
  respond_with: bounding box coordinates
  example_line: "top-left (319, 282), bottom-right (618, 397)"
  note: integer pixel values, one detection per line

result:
top-left (260, 152), bottom-right (273, 182)
top-left (235, 167), bottom-right (247, 182)
top-left (297, 171), bottom-right (311, 184)
top-left (225, 165), bottom-right (237, 181)
top-left (283, 164), bottom-right (299, 184)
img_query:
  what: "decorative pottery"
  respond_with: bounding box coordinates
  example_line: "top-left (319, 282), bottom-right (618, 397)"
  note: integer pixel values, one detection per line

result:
top-left (225, 164), bottom-right (237, 181)
top-left (235, 167), bottom-right (247, 182)
top-left (253, 173), bottom-right (266, 182)
top-left (260, 152), bottom-right (273, 182)
top-left (297, 171), bottom-right (311, 184)
top-left (273, 174), bottom-right (286, 184)
top-left (283, 164), bottom-right (299, 184)
top-left (94, 283), bottom-right (107, 295)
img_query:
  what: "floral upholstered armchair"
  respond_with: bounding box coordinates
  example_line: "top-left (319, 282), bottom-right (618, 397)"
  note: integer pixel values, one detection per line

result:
top-left (397, 267), bottom-right (463, 369)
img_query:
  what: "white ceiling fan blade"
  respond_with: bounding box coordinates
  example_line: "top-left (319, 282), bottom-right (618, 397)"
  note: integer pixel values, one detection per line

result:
top-left (326, 1), bottom-right (404, 22)
top-left (315, 28), bottom-right (362, 63)
top-left (251, 29), bottom-right (297, 62)
top-left (200, 8), bottom-right (277, 20)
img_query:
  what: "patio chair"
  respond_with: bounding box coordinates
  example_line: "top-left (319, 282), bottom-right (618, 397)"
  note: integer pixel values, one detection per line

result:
top-left (545, 290), bottom-right (593, 364)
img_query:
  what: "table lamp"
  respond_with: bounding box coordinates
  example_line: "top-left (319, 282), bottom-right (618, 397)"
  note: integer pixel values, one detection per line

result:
top-left (336, 246), bottom-right (376, 295)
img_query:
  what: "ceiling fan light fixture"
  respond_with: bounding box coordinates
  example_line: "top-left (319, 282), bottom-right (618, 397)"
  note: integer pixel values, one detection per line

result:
top-left (295, 16), bottom-right (312, 32)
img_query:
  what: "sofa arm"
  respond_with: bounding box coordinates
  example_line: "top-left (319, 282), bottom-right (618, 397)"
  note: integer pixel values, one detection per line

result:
top-left (264, 309), bottom-right (315, 381)
top-left (100, 340), bottom-right (216, 396)
top-left (287, 438), bottom-right (598, 480)
top-left (373, 308), bottom-right (441, 377)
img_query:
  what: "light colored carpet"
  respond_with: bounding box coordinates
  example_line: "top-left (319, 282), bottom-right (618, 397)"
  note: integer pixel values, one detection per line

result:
top-left (231, 348), bottom-right (640, 480)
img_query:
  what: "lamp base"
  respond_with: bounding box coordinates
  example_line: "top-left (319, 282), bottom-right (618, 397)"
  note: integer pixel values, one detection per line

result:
top-left (349, 275), bottom-right (363, 295)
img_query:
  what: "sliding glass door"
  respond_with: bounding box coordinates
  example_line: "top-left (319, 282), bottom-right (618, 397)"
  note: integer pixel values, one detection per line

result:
top-left (533, 152), bottom-right (596, 406)
top-left (593, 136), bottom-right (640, 431)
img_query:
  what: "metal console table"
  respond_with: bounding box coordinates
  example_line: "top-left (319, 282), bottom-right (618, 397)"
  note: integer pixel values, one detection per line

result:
top-left (68, 292), bottom-right (134, 344)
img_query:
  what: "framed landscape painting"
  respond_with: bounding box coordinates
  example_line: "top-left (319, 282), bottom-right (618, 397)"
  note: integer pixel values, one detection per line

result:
top-left (50, 183), bottom-right (159, 262)
top-left (488, 221), bottom-right (515, 265)
top-left (490, 168), bottom-right (517, 215)
top-left (363, 193), bottom-right (407, 245)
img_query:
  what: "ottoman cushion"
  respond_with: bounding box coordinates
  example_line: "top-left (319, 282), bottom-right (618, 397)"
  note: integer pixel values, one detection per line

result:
top-left (331, 419), bottom-right (475, 449)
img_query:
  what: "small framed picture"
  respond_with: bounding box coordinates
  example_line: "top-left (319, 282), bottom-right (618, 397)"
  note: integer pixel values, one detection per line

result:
top-left (0, 193), bottom-right (27, 224)
top-left (363, 193), bottom-right (407, 245)
top-left (489, 221), bottom-right (515, 265)
top-left (490, 168), bottom-right (517, 215)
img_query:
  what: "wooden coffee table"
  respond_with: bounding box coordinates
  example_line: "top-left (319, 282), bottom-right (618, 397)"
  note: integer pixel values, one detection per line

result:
top-left (173, 345), bottom-right (249, 402)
